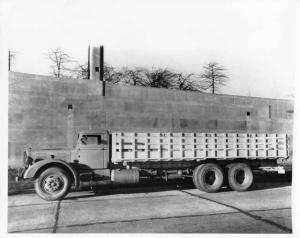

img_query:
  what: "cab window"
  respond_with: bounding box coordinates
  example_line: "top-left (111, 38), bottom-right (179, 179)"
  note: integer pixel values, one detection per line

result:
top-left (80, 135), bottom-right (101, 146)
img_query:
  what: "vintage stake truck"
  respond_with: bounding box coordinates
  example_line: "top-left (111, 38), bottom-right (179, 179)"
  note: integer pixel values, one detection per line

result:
top-left (22, 130), bottom-right (289, 201)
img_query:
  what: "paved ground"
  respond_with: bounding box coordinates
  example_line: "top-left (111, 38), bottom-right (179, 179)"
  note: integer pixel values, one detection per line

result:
top-left (8, 177), bottom-right (292, 233)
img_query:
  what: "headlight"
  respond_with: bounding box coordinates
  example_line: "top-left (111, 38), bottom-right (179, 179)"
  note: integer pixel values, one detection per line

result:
top-left (23, 149), bottom-right (33, 168)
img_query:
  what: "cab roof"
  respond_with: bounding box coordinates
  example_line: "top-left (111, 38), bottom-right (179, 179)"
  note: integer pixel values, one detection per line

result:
top-left (79, 130), bottom-right (109, 135)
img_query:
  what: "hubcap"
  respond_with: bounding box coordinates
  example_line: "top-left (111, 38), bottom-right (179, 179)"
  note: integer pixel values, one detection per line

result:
top-left (42, 175), bottom-right (64, 193)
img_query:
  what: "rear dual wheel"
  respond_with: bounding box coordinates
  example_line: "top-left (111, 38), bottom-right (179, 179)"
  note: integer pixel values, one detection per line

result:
top-left (192, 162), bottom-right (253, 193)
top-left (193, 163), bottom-right (224, 193)
top-left (227, 163), bottom-right (253, 191)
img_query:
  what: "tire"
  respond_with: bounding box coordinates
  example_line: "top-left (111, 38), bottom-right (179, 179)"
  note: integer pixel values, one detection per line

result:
top-left (193, 163), bottom-right (224, 193)
top-left (227, 163), bottom-right (253, 192)
top-left (35, 167), bottom-right (71, 201)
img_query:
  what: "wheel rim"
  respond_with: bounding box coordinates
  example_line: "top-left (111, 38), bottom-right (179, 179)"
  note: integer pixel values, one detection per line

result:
top-left (204, 170), bottom-right (216, 185)
top-left (41, 174), bottom-right (64, 194)
top-left (235, 170), bottom-right (245, 185)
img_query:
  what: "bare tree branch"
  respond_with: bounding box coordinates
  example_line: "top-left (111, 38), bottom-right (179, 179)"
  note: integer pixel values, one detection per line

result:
top-left (140, 67), bottom-right (176, 88)
top-left (103, 63), bottom-right (124, 84)
top-left (70, 62), bottom-right (89, 80)
top-left (47, 48), bottom-right (73, 78)
top-left (200, 62), bottom-right (229, 94)
top-left (121, 67), bottom-right (147, 86)
top-left (173, 73), bottom-right (205, 92)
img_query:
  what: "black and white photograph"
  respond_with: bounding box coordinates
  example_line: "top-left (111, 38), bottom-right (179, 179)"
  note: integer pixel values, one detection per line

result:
top-left (1, 0), bottom-right (299, 235)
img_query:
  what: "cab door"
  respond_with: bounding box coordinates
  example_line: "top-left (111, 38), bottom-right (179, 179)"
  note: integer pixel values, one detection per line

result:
top-left (77, 133), bottom-right (109, 169)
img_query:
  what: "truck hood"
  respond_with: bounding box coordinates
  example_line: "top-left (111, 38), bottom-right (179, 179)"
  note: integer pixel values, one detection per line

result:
top-left (31, 148), bottom-right (75, 163)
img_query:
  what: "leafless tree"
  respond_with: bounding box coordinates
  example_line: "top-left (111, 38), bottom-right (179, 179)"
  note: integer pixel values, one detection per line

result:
top-left (174, 73), bottom-right (204, 92)
top-left (71, 61), bottom-right (125, 82)
top-left (201, 62), bottom-right (229, 94)
top-left (72, 62), bottom-right (89, 80)
top-left (120, 67), bottom-right (206, 92)
top-left (120, 67), bottom-right (147, 86)
top-left (60, 56), bottom-right (229, 95)
top-left (137, 67), bottom-right (176, 88)
top-left (48, 48), bottom-right (73, 78)
top-left (103, 64), bottom-right (123, 84)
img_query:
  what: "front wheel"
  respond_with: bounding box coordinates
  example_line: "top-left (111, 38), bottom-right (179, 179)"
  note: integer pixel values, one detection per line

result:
top-left (35, 167), bottom-right (71, 201)
top-left (193, 163), bottom-right (224, 193)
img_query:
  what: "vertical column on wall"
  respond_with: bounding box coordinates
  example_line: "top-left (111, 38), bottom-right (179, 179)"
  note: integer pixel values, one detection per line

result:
top-left (87, 46), bottom-right (90, 80)
top-left (90, 46), bottom-right (100, 80)
top-left (90, 45), bottom-right (105, 96)
top-left (100, 45), bottom-right (105, 96)
top-left (67, 104), bottom-right (74, 148)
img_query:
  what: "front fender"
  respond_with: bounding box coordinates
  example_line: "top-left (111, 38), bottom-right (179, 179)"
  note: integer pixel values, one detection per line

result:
top-left (24, 159), bottom-right (79, 187)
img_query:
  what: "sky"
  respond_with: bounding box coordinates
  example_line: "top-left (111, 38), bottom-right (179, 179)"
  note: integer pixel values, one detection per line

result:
top-left (1, 0), bottom-right (298, 99)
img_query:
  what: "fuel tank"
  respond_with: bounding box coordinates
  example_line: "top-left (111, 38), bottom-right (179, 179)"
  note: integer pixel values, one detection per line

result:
top-left (111, 169), bottom-right (139, 184)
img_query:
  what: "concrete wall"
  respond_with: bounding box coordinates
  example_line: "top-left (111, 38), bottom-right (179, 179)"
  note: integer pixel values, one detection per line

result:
top-left (8, 72), bottom-right (294, 168)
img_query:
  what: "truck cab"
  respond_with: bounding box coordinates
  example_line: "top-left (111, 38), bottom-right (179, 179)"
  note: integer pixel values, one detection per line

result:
top-left (22, 130), bottom-right (110, 201)
top-left (75, 131), bottom-right (109, 169)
